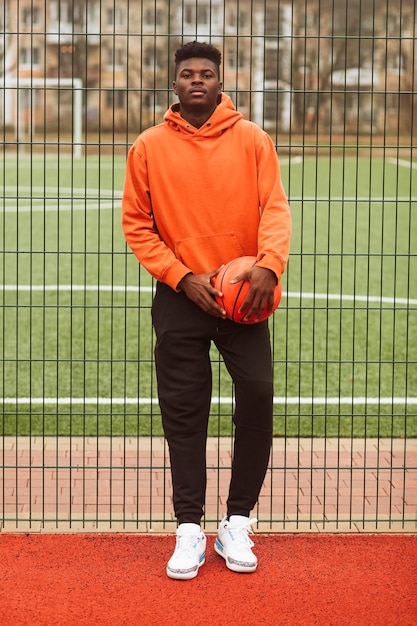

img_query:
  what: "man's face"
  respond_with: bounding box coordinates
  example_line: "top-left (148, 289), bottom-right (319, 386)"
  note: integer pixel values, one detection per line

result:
top-left (173, 58), bottom-right (222, 112)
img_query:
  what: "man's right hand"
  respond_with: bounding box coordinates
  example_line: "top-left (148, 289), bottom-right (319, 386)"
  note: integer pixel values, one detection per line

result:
top-left (178, 267), bottom-right (227, 319)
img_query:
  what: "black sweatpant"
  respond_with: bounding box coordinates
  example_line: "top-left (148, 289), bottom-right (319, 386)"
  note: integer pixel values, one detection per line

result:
top-left (151, 282), bottom-right (273, 525)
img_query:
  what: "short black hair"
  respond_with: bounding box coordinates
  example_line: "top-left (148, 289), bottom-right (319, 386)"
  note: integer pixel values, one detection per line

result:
top-left (175, 41), bottom-right (222, 77)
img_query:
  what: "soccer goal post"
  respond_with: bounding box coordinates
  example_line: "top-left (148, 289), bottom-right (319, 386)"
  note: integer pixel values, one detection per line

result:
top-left (2, 77), bottom-right (83, 158)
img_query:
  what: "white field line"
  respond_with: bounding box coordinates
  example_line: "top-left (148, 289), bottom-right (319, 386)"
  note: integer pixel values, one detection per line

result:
top-left (2, 185), bottom-right (414, 207)
top-left (2, 186), bottom-right (120, 212)
top-left (1, 202), bottom-right (116, 212)
top-left (3, 185), bottom-right (120, 195)
top-left (2, 284), bottom-right (416, 306)
top-left (2, 191), bottom-right (414, 203)
top-left (2, 284), bottom-right (154, 293)
top-left (388, 158), bottom-right (417, 170)
top-left (1, 155), bottom-right (412, 171)
top-left (2, 396), bottom-right (417, 406)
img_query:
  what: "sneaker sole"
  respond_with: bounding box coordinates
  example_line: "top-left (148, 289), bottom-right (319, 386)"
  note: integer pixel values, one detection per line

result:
top-left (166, 554), bottom-right (206, 580)
top-left (214, 538), bottom-right (257, 573)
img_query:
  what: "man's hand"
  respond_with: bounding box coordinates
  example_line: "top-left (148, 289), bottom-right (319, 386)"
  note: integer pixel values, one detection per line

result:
top-left (178, 267), bottom-right (227, 318)
top-left (231, 265), bottom-right (278, 322)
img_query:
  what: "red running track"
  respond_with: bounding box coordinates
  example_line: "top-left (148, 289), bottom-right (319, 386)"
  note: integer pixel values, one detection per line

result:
top-left (0, 534), bottom-right (416, 625)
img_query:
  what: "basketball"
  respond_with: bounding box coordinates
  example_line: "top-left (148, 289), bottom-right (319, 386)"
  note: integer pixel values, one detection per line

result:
top-left (214, 256), bottom-right (282, 324)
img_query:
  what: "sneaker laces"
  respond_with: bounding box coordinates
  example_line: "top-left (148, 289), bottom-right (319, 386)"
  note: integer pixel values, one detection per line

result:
top-left (227, 517), bottom-right (257, 550)
top-left (175, 534), bottom-right (202, 558)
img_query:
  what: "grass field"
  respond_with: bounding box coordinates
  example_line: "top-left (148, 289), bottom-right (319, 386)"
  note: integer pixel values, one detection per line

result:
top-left (1, 152), bottom-right (416, 437)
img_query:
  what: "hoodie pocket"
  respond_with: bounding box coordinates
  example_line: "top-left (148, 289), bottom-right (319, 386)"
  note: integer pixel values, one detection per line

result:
top-left (175, 232), bottom-right (246, 274)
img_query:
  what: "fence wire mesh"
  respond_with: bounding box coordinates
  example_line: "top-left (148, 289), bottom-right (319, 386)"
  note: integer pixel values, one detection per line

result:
top-left (1, 0), bottom-right (416, 532)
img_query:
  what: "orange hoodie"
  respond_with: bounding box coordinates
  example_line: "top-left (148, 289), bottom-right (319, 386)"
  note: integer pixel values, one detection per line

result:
top-left (122, 94), bottom-right (291, 291)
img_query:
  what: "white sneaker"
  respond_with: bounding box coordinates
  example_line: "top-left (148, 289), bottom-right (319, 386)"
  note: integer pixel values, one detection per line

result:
top-left (214, 515), bottom-right (258, 573)
top-left (166, 523), bottom-right (206, 580)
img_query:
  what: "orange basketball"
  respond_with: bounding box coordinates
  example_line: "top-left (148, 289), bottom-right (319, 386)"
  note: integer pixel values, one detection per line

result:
top-left (214, 256), bottom-right (282, 324)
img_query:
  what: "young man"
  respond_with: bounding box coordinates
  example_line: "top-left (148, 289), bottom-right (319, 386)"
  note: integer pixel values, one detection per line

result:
top-left (122, 41), bottom-right (291, 579)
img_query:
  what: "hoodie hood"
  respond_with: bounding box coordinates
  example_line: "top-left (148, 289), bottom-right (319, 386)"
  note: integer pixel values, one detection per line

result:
top-left (164, 93), bottom-right (243, 137)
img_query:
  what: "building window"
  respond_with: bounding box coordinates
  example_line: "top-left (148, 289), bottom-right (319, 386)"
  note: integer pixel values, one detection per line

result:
top-left (143, 91), bottom-right (165, 111)
top-left (229, 9), bottom-right (246, 28)
top-left (22, 6), bottom-right (41, 27)
top-left (143, 46), bottom-right (165, 70)
top-left (184, 3), bottom-right (219, 26)
top-left (49, 1), bottom-right (73, 24)
top-left (264, 93), bottom-right (278, 125)
top-left (227, 48), bottom-right (246, 70)
top-left (106, 90), bottom-right (125, 109)
top-left (106, 7), bottom-right (126, 29)
top-left (20, 47), bottom-right (41, 67)
top-left (144, 8), bottom-right (163, 27)
top-left (236, 92), bottom-right (249, 111)
top-left (105, 47), bottom-right (124, 69)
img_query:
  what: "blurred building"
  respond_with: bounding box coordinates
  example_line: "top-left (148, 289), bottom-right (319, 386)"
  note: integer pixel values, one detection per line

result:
top-left (1, 0), bottom-right (416, 141)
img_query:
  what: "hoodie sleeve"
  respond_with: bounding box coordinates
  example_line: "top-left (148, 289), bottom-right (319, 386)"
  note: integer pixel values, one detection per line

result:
top-left (121, 140), bottom-right (192, 290)
top-left (254, 129), bottom-right (292, 280)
